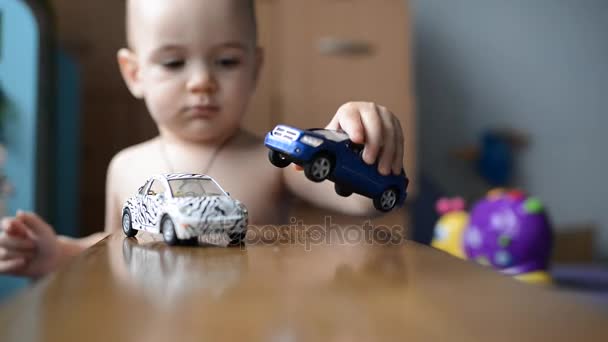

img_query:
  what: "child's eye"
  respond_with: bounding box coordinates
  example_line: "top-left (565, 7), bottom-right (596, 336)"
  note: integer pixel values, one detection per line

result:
top-left (215, 57), bottom-right (241, 68)
top-left (161, 59), bottom-right (185, 70)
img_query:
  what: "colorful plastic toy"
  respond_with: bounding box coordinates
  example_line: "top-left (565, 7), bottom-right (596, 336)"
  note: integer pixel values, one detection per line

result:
top-left (431, 197), bottom-right (469, 259)
top-left (122, 173), bottom-right (248, 246)
top-left (264, 124), bottom-right (409, 212)
top-left (432, 189), bottom-right (553, 284)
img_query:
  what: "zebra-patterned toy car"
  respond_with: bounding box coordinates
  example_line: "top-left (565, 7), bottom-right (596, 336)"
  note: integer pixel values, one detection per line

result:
top-left (121, 173), bottom-right (248, 245)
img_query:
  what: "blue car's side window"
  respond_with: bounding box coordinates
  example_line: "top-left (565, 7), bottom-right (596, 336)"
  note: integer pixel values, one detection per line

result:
top-left (347, 142), bottom-right (364, 156)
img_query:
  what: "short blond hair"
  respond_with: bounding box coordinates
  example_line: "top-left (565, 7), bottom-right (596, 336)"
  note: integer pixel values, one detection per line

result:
top-left (125, 0), bottom-right (258, 48)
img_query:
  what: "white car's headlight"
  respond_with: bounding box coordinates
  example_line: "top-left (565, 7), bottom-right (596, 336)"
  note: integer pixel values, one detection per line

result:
top-left (300, 135), bottom-right (323, 147)
top-left (179, 206), bottom-right (192, 215)
top-left (236, 202), bottom-right (248, 215)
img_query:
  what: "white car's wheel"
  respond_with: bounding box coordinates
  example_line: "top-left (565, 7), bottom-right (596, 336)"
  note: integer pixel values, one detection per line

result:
top-left (228, 230), bottom-right (247, 246)
top-left (122, 209), bottom-right (138, 237)
top-left (161, 216), bottom-right (178, 245)
top-left (228, 218), bottom-right (248, 246)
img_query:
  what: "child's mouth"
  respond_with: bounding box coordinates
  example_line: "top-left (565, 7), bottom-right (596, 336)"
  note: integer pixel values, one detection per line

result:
top-left (185, 105), bottom-right (220, 118)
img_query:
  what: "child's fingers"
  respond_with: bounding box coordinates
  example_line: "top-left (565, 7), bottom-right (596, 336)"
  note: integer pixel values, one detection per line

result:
top-left (328, 103), bottom-right (365, 144)
top-left (330, 102), bottom-right (404, 172)
top-left (4, 218), bottom-right (32, 239)
top-left (0, 234), bottom-right (35, 251)
top-left (359, 103), bottom-right (383, 165)
top-left (325, 113), bottom-right (340, 130)
top-left (1, 217), bottom-right (12, 231)
top-left (392, 116), bottom-right (405, 175)
top-left (16, 211), bottom-right (53, 237)
top-left (377, 107), bottom-right (396, 176)
top-left (0, 257), bottom-right (26, 274)
top-left (0, 246), bottom-right (34, 261)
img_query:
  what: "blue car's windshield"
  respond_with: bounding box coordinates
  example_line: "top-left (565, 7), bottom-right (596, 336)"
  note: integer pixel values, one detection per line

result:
top-left (168, 179), bottom-right (226, 198)
top-left (310, 129), bottom-right (349, 142)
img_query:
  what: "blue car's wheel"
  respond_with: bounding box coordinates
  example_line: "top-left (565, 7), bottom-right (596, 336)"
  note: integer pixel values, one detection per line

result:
top-left (374, 188), bottom-right (399, 212)
top-left (122, 209), bottom-right (138, 237)
top-left (335, 183), bottom-right (353, 197)
top-left (268, 150), bottom-right (292, 168)
top-left (304, 153), bottom-right (334, 182)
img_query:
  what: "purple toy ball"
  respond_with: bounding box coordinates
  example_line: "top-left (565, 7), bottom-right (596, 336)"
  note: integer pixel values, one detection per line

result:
top-left (463, 189), bottom-right (553, 276)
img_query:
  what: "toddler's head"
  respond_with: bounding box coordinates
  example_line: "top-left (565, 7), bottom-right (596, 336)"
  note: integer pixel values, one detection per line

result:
top-left (118, 0), bottom-right (262, 143)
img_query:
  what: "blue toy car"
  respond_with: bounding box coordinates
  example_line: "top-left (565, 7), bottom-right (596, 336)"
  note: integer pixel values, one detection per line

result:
top-left (264, 124), bottom-right (409, 212)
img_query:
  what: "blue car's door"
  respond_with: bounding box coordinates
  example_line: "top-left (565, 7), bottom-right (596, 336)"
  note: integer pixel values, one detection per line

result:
top-left (337, 142), bottom-right (368, 189)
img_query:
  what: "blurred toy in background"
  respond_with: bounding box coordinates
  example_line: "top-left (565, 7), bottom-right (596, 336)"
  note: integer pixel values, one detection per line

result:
top-left (452, 129), bottom-right (529, 187)
top-left (432, 189), bottom-right (554, 284)
top-left (465, 189), bottom-right (553, 284)
top-left (431, 197), bottom-right (468, 259)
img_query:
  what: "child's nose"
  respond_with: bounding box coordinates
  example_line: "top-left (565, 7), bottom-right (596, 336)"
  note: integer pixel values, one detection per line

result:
top-left (186, 70), bottom-right (218, 94)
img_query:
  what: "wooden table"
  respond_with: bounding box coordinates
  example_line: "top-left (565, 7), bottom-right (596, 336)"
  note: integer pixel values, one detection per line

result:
top-left (0, 226), bottom-right (606, 342)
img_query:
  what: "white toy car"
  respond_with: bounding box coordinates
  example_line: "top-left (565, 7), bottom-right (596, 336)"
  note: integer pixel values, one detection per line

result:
top-left (121, 173), bottom-right (248, 245)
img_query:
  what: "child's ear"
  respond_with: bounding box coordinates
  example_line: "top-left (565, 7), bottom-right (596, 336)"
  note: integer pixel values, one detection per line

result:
top-left (117, 48), bottom-right (144, 99)
top-left (253, 47), bottom-right (265, 83)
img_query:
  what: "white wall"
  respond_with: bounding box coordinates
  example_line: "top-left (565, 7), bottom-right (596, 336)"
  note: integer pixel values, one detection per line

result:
top-left (411, 0), bottom-right (608, 259)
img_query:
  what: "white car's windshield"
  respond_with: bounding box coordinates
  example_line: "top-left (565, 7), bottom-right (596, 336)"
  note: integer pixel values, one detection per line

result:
top-left (168, 179), bottom-right (226, 198)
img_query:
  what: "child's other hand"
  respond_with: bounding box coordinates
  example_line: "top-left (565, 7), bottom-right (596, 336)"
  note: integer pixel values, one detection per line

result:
top-left (326, 102), bottom-right (404, 176)
top-left (0, 211), bottom-right (60, 278)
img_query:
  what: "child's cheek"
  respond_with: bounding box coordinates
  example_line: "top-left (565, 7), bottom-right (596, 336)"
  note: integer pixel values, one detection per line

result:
top-left (147, 88), bottom-right (180, 122)
top-left (146, 67), bottom-right (176, 82)
top-left (231, 75), bottom-right (257, 99)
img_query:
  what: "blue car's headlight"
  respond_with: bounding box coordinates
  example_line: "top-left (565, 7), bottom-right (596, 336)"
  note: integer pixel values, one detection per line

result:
top-left (300, 135), bottom-right (323, 147)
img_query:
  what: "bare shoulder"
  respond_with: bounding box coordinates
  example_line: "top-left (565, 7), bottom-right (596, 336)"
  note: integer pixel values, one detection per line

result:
top-left (109, 138), bottom-right (161, 172)
top-left (107, 138), bottom-right (165, 202)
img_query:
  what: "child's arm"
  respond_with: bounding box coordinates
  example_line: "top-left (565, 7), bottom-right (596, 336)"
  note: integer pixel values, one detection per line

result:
top-left (104, 156), bottom-right (124, 234)
top-left (0, 212), bottom-right (107, 278)
top-left (0, 160), bottom-right (119, 278)
top-left (283, 102), bottom-right (405, 216)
